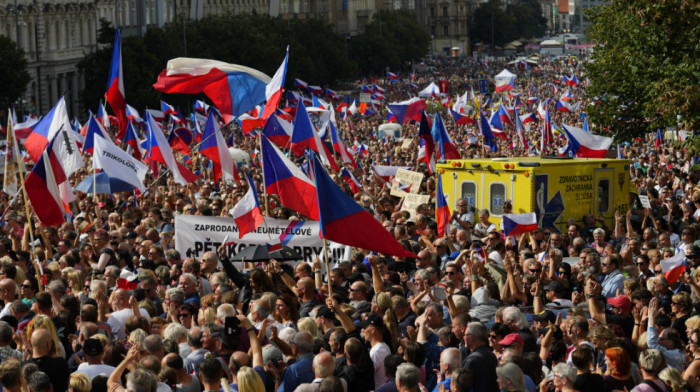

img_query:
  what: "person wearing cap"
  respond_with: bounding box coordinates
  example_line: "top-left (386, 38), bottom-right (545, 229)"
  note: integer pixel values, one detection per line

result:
top-left (76, 338), bottom-right (115, 380)
top-left (358, 313), bottom-right (391, 389)
top-left (314, 306), bottom-right (337, 342)
top-left (497, 333), bottom-right (524, 356)
top-left (530, 310), bottom-right (556, 333)
top-left (589, 291), bottom-right (634, 339)
top-left (543, 281), bottom-right (573, 308)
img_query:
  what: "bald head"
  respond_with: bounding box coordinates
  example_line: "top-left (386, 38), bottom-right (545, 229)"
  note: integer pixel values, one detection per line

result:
top-left (31, 329), bottom-right (52, 356)
top-left (313, 351), bottom-right (335, 378)
top-left (0, 279), bottom-right (15, 300)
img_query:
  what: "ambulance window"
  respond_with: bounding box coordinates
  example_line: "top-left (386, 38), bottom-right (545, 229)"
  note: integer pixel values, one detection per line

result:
top-left (489, 183), bottom-right (507, 215)
top-left (598, 179), bottom-right (610, 214)
top-left (460, 182), bottom-right (477, 210)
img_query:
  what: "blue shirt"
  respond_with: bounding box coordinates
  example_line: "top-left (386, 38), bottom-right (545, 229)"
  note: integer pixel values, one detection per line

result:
top-left (601, 270), bottom-right (625, 298)
top-left (432, 377), bottom-right (451, 392)
top-left (277, 353), bottom-right (315, 392)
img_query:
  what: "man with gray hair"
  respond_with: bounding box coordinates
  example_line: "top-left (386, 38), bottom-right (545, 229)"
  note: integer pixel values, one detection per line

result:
top-left (501, 306), bottom-right (537, 353)
top-left (432, 348), bottom-right (461, 392)
top-left (162, 287), bottom-right (185, 320)
top-left (126, 368), bottom-right (158, 392)
top-left (143, 334), bottom-right (165, 360)
top-left (184, 326), bottom-right (209, 370)
top-left (163, 322), bottom-right (191, 359)
top-left (463, 322), bottom-right (498, 392)
top-left (395, 363), bottom-right (420, 392)
top-left (279, 331), bottom-right (315, 392)
top-left (178, 273), bottom-right (200, 307)
top-left (251, 298), bottom-right (283, 341)
top-left (293, 351), bottom-right (348, 392)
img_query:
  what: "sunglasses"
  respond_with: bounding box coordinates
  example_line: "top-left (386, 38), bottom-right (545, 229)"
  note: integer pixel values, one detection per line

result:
top-left (178, 313), bottom-right (191, 318)
top-left (21, 284), bottom-right (34, 289)
top-left (529, 269), bottom-right (541, 273)
top-left (447, 271), bottom-right (456, 275)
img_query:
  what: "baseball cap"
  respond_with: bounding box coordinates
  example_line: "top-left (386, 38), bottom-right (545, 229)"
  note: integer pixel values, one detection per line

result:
top-left (497, 333), bottom-right (524, 347)
top-left (544, 281), bottom-right (566, 295)
top-left (316, 306), bottom-right (334, 320)
top-left (607, 295), bottom-right (631, 312)
top-left (262, 345), bottom-right (284, 364)
top-left (357, 313), bottom-right (385, 329)
top-left (531, 310), bottom-right (556, 324)
top-left (83, 338), bottom-right (103, 356)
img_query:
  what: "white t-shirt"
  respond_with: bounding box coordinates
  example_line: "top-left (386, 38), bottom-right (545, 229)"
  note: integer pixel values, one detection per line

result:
top-left (370, 342), bottom-right (391, 388)
top-left (108, 307), bottom-right (152, 340)
top-left (76, 363), bottom-right (116, 380)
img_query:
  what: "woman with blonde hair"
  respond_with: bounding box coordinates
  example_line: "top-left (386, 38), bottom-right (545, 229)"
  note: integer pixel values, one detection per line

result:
top-left (25, 314), bottom-right (63, 358)
top-left (670, 292), bottom-right (692, 343)
top-left (374, 292), bottom-right (399, 351)
top-left (297, 317), bottom-right (321, 338)
top-left (69, 372), bottom-right (91, 392)
top-left (66, 269), bottom-right (88, 303)
top-left (659, 367), bottom-right (688, 392)
top-left (238, 366), bottom-right (265, 392)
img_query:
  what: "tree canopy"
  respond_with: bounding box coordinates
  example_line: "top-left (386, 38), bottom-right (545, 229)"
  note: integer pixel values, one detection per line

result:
top-left (0, 36), bottom-right (31, 112)
top-left (585, 0), bottom-right (699, 140)
top-left (470, 0), bottom-right (546, 48)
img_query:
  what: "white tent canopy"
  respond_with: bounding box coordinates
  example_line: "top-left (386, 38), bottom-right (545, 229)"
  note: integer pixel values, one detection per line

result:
top-left (418, 82), bottom-right (443, 97)
top-left (495, 69), bottom-right (517, 80)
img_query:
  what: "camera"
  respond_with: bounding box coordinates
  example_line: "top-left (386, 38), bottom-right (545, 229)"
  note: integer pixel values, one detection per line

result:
top-left (225, 316), bottom-right (240, 337)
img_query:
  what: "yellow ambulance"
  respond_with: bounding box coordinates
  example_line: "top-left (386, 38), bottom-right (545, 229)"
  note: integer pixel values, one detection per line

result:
top-left (437, 157), bottom-right (631, 233)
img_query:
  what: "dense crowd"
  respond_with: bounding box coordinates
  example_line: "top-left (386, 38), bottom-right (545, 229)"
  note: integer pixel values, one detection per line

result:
top-left (0, 55), bottom-right (698, 392)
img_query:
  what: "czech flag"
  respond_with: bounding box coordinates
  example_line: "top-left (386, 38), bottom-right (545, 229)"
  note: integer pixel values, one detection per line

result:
top-left (520, 112), bottom-right (538, 124)
top-left (82, 113), bottom-right (112, 154)
top-left (145, 112), bottom-right (198, 186)
top-left (660, 251), bottom-right (685, 285)
top-left (105, 29), bottom-right (127, 138)
top-left (330, 122), bottom-right (356, 167)
top-left (436, 173), bottom-right (450, 237)
top-left (498, 104), bottom-right (515, 127)
top-left (431, 112), bottom-right (460, 159)
top-left (117, 268), bottom-right (139, 290)
top-left (308, 85), bottom-right (323, 96)
top-left (566, 74), bottom-right (579, 87)
top-left (24, 135), bottom-right (67, 226)
top-left (655, 129), bottom-right (663, 149)
top-left (126, 104), bottom-right (143, 123)
top-left (495, 75), bottom-right (515, 92)
top-left (502, 213), bottom-right (537, 237)
top-left (387, 97), bottom-right (426, 124)
top-left (514, 109), bottom-right (528, 150)
top-left (24, 97), bottom-right (72, 163)
top-left (123, 121), bottom-right (142, 160)
top-left (290, 104), bottom-right (338, 170)
top-left (340, 167), bottom-right (362, 193)
top-left (479, 111), bottom-right (498, 152)
top-left (261, 114), bottom-right (293, 148)
top-left (418, 112), bottom-right (436, 174)
top-left (560, 124), bottom-right (613, 158)
top-left (555, 99), bottom-right (572, 113)
top-left (448, 108), bottom-right (476, 125)
top-left (326, 88), bottom-right (339, 101)
top-left (161, 100), bottom-right (177, 116)
top-left (294, 78), bottom-right (308, 90)
top-left (560, 89), bottom-right (573, 102)
top-left (153, 57), bottom-right (271, 123)
top-left (200, 111), bottom-right (238, 182)
top-left (230, 170), bottom-right (264, 238)
top-left (261, 136), bottom-right (319, 220)
top-left (262, 47), bottom-right (288, 121)
top-left (387, 71), bottom-right (398, 80)
top-left (312, 153), bottom-right (416, 258)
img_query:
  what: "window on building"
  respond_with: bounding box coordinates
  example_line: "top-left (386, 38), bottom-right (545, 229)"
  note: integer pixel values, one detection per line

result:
top-left (442, 6), bottom-right (447, 16)
top-left (430, 7), bottom-right (434, 17)
top-left (489, 183), bottom-right (507, 215)
top-left (597, 179), bottom-right (610, 214)
top-left (443, 25), bottom-right (448, 36)
top-left (430, 25), bottom-right (435, 35)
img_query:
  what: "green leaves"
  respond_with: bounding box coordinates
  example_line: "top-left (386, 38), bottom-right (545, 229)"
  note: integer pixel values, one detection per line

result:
top-left (0, 36), bottom-right (31, 112)
top-left (585, 0), bottom-right (699, 140)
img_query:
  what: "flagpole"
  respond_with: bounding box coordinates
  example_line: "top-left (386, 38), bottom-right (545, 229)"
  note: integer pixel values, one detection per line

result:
top-left (323, 238), bottom-right (332, 296)
top-left (93, 160), bottom-right (98, 203)
top-left (8, 114), bottom-right (43, 292)
top-left (258, 134), bottom-right (271, 218)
